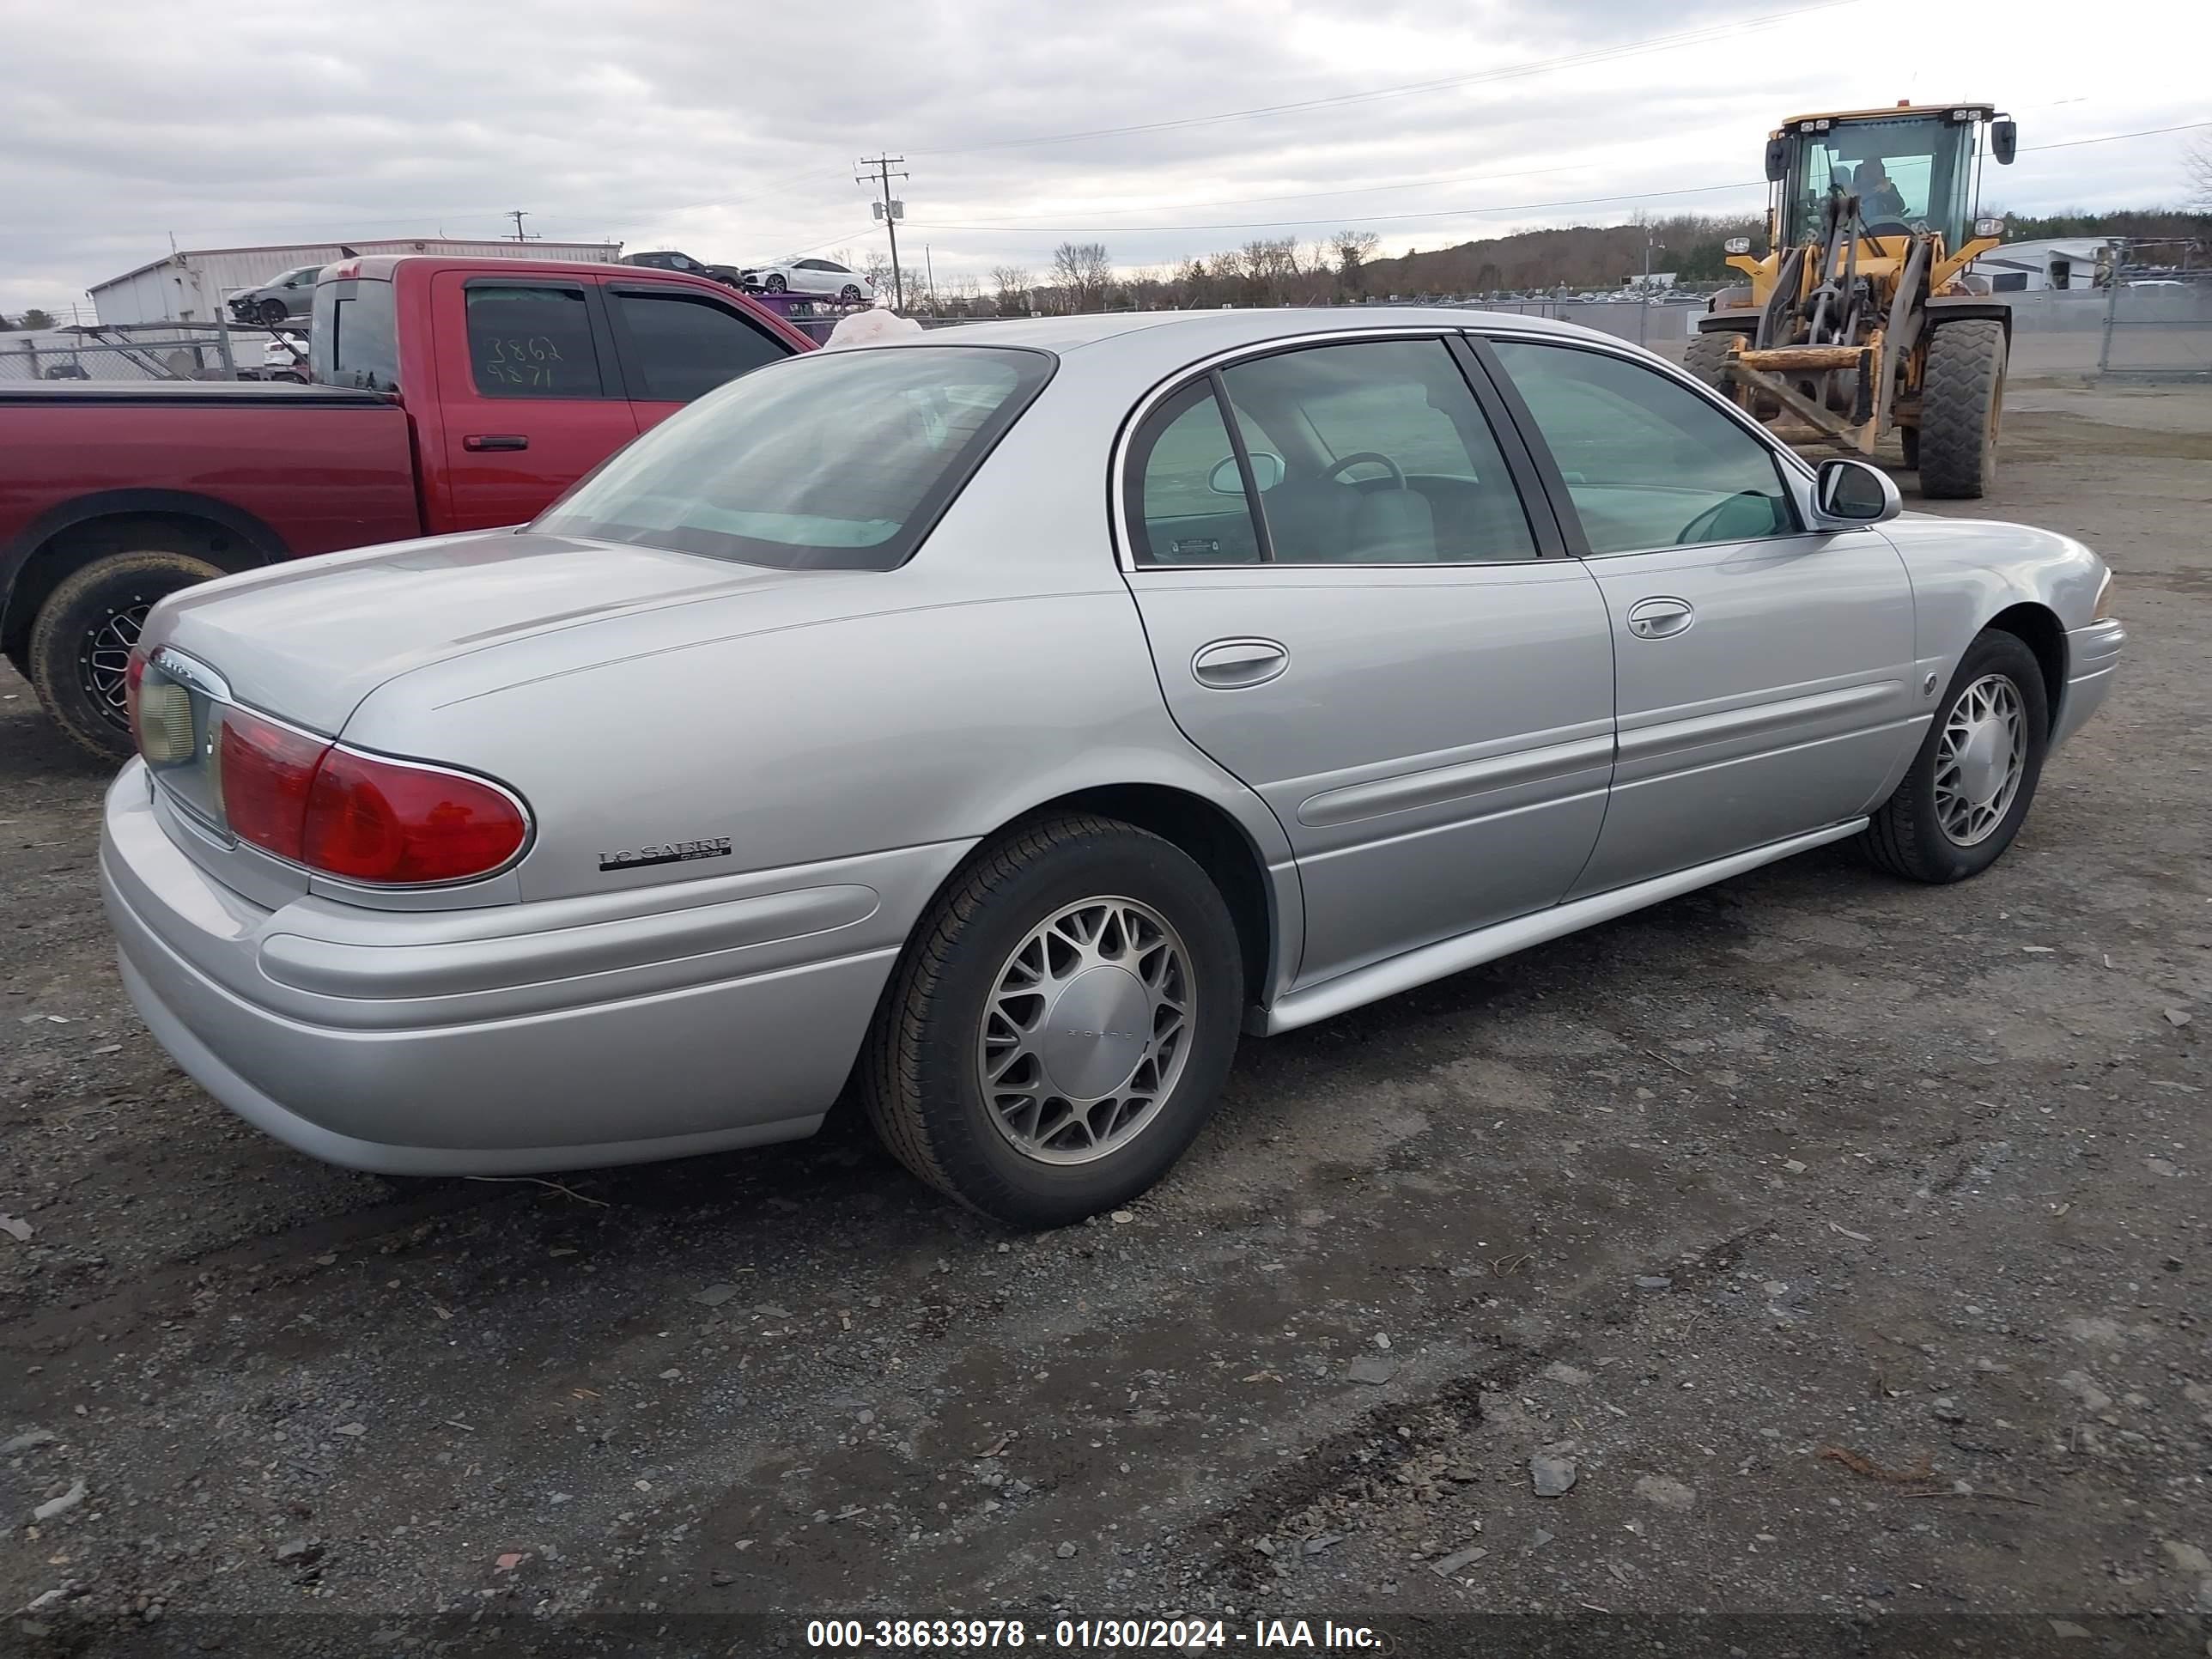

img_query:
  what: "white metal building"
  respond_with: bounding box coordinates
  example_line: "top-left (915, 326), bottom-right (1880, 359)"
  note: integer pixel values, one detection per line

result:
top-left (89, 238), bottom-right (623, 325)
top-left (1972, 239), bottom-right (2112, 295)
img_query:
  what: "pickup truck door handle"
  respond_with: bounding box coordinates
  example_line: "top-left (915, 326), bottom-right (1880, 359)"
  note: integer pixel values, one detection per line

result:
top-left (463, 434), bottom-right (530, 452)
top-left (1191, 638), bottom-right (1290, 689)
top-left (1625, 597), bottom-right (1695, 640)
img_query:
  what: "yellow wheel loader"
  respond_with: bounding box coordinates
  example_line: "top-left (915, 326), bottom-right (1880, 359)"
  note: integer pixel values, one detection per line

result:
top-left (1686, 102), bottom-right (2019, 498)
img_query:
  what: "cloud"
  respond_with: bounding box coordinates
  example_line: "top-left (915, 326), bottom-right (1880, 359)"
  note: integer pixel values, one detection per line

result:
top-left (1, 0), bottom-right (2203, 314)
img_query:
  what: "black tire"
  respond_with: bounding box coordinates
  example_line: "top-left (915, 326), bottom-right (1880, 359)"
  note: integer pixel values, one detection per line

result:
top-left (1682, 327), bottom-right (1746, 396)
top-left (1899, 423), bottom-right (1922, 471)
top-left (27, 551), bottom-right (223, 761)
top-left (1917, 320), bottom-right (2006, 500)
top-left (1861, 629), bottom-right (2049, 884)
top-left (763, 273), bottom-right (787, 293)
top-left (258, 298), bottom-right (289, 328)
top-left (839, 284), bottom-right (863, 303)
top-left (862, 814), bottom-right (1245, 1228)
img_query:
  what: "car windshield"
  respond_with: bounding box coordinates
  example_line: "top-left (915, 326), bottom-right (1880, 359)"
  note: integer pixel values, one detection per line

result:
top-left (537, 345), bottom-right (1054, 570)
top-left (1785, 115), bottom-right (1972, 246)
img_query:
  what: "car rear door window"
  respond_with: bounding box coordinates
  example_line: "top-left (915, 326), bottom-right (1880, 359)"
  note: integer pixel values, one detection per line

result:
top-left (611, 291), bottom-right (787, 403)
top-left (465, 284), bottom-right (609, 399)
top-left (1489, 340), bottom-right (1797, 554)
top-left (1128, 380), bottom-right (1266, 565)
top-left (1217, 338), bottom-right (1539, 564)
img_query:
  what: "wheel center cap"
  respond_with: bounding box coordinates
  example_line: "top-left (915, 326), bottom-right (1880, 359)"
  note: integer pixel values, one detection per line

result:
top-left (1957, 718), bottom-right (2007, 803)
top-left (1038, 966), bottom-right (1151, 1099)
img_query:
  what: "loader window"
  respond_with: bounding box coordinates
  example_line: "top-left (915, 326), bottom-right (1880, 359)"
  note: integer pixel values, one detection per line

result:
top-left (1786, 116), bottom-right (1972, 247)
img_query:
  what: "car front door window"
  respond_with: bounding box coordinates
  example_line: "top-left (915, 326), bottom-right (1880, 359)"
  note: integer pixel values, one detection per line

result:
top-left (1218, 338), bottom-right (1539, 564)
top-left (1489, 340), bottom-right (1797, 555)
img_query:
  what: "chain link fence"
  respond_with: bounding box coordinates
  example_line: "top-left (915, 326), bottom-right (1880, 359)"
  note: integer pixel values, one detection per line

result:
top-left (2096, 260), bottom-right (2212, 380)
top-left (0, 324), bottom-right (301, 385)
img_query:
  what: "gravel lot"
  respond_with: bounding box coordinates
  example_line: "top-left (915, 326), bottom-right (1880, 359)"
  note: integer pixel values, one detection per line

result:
top-left (3, 378), bottom-right (2207, 1656)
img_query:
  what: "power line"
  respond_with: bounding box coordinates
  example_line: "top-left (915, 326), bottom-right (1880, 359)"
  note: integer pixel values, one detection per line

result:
top-left (908, 0), bottom-right (1856, 155)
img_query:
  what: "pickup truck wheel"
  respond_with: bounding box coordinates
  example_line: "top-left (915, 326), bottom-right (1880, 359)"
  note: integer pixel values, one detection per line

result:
top-left (27, 551), bottom-right (223, 761)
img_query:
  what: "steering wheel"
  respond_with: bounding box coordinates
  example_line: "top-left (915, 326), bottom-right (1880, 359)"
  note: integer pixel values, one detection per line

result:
top-left (1323, 451), bottom-right (1407, 489)
top-left (1676, 490), bottom-right (1774, 545)
top-left (1862, 218), bottom-right (1913, 237)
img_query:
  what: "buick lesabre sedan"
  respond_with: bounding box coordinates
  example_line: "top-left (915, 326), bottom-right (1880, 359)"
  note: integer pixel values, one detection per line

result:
top-left (101, 310), bottom-right (2123, 1226)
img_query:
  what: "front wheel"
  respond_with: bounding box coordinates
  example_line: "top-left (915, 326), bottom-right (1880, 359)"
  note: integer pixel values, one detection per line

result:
top-left (763, 273), bottom-right (787, 293)
top-left (27, 550), bottom-right (223, 761)
top-left (862, 815), bottom-right (1245, 1227)
top-left (258, 298), bottom-right (289, 327)
top-left (1917, 321), bottom-right (2006, 500)
top-left (1861, 629), bottom-right (2049, 883)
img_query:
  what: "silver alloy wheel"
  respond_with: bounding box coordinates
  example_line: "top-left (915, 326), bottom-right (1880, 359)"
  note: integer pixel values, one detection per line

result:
top-left (977, 896), bottom-right (1194, 1166)
top-left (82, 602), bottom-right (148, 727)
top-left (1934, 672), bottom-right (2027, 847)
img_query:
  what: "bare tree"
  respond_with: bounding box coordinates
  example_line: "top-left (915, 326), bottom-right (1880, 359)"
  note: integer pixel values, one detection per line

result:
top-left (1051, 241), bottom-right (1113, 313)
top-left (2189, 131), bottom-right (2212, 211)
top-left (988, 264), bottom-right (1031, 314)
top-left (1330, 229), bottom-right (1381, 298)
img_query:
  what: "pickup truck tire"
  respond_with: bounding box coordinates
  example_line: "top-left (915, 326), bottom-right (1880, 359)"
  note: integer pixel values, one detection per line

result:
top-left (28, 550), bottom-right (223, 761)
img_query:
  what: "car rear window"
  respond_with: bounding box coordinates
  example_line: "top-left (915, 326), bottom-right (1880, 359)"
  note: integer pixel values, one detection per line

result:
top-left (536, 344), bottom-right (1054, 570)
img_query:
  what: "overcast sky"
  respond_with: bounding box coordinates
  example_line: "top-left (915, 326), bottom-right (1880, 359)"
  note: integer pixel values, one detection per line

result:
top-left (2, 0), bottom-right (2205, 314)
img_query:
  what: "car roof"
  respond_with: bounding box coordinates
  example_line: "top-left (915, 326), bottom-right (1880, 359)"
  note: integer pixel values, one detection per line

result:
top-left (868, 306), bottom-right (1618, 356)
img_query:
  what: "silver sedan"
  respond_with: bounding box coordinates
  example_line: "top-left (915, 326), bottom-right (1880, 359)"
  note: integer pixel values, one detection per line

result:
top-left (100, 309), bottom-right (2123, 1226)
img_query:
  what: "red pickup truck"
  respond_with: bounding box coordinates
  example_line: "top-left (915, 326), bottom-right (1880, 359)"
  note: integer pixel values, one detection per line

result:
top-left (0, 254), bottom-right (815, 757)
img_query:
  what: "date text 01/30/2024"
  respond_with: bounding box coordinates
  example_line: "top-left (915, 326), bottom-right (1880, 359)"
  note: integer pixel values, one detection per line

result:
top-left (803, 1619), bottom-right (1382, 1650)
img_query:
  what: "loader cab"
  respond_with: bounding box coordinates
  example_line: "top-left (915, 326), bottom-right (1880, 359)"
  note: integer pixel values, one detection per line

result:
top-left (1771, 105), bottom-right (2009, 252)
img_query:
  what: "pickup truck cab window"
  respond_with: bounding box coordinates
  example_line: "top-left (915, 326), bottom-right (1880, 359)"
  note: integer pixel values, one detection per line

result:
top-left (465, 284), bottom-right (611, 400)
top-left (325, 283), bottom-right (400, 392)
top-left (611, 290), bottom-right (787, 404)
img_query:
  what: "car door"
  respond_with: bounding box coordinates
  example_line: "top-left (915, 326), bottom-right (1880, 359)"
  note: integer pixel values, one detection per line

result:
top-left (429, 270), bottom-right (640, 531)
top-left (1480, 334), bottom-right (1918, 896)
top-left (1121, 333), bottom-right (1616, 989)
top-left (605, 283), bottom-right (794, 433)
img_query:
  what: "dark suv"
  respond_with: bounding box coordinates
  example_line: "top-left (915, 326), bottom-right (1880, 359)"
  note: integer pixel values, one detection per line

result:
top-left (620, 250), bottom-right (744, 288)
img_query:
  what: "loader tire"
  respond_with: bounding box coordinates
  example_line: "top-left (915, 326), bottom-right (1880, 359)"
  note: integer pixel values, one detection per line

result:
top-left (1917, 321), bottom-right (2005, 500)
top-left (1682, 329), bottom-right (1744, 398)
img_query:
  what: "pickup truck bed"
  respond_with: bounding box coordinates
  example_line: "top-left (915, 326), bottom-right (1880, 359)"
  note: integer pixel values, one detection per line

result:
top-left (1, 254), bottom-right (811, 757)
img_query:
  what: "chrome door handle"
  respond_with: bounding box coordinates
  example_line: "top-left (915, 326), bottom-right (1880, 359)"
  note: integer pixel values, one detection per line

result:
top-left (1625, 597), bottom-right (1695, 639)
top-left (1191, 637), bottom-right (1289, 689)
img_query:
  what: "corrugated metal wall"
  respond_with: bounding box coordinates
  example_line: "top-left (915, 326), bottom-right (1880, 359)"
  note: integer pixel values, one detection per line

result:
top-left (91, 240), bottom-right (622, 324)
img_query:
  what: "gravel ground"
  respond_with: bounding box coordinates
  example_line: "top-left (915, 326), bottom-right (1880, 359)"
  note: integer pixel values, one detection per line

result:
top-left (2, 379), bottom-right (2207, 1656)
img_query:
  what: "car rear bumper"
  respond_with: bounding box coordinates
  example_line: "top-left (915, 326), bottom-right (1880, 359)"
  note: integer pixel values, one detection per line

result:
top-left (2055, 619), bottom-right (2124, 750)
top-left (101, 762), bottom-right (963, 1176)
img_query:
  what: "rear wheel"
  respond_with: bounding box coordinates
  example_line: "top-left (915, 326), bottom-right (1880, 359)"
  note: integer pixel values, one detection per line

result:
top-left (1917, 321), bottom-right (2006, 500)
top-left (840, 284), bottom-right (864, 303)
top-left (1682, 328), bottom-right (1747, 398)
top-left (1861, 629), bottom-right (2048, 883)
top-left (862, 814), bottom-right (1244, 1227)
top-left (27, 550), bottom-right (223, 761)
top-left (1899, 423), bottom-right (1922, 471)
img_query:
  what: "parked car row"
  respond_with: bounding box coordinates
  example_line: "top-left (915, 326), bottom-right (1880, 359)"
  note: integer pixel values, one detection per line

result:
top-left (94, 307), bottom-right (2119, 1227)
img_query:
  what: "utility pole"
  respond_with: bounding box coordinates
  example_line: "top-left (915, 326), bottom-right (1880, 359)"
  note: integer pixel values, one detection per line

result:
top-left (507, 210), bottom-right (531, 243)
top-left (858, 155), bottom-right (908, 308)
top-left (924, 243), bottom-right (936, 308)
top-left (1637, 227), bottom-right (1665, 348)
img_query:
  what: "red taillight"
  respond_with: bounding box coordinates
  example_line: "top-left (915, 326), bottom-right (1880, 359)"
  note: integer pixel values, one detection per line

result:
top-left (214, 708), bottom-right (527, 884)
top-left (218, 709), bottom-right (324, 860)
top-left (301, 748), bottom-right (528, 884)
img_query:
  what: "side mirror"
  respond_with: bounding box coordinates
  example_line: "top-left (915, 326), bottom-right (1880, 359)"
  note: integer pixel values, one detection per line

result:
top-left (1764, 137), bottom-right (1790, 183)
top-left (1814, 458), bottom-right (1900, 525)
top-left (1207, 452), bottom-right (1285, 495)
top-left (1990, 119), bottom-right (2017, 165)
